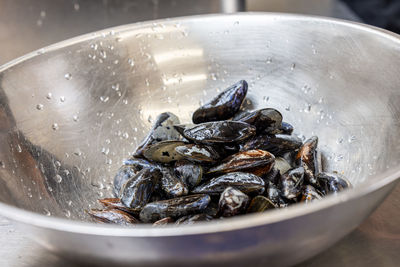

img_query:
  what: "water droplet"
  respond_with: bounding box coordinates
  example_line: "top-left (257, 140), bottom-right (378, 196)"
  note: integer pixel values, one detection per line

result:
top-left (74, 149), bottom-right (82, 156)
top-left (28, 192), bottom-right (33, 198)
top-left (90, 43), bottom-right (98, 50)
top-left (60, 96), bottom-right (66, 102)
top-left (54, 160), bottom-right (61, 168)
top-left (98, 191), bottom-right (104, 197)
top-left (234, 21), bottom-right (240, 25)
top-left (52, 123), bottom-right (59, 131)
top-left (348, 135), bottom-right (356, 143)
top-left (0, 161), bottom-right (5, 168)
top-left (73, 115), bottom-right (79, 122)
top-left (266, 58), bottom-right (272, 64)
top-left (99, 50), bottom-right (107, 59)
top-left (128, 58), bottom-right (135, 67)
top-left (40, 10), bottom-right (46, 18)
top-left (297, 134), bottom-right (306, 141)
top-left (64, 73), bottom-right (72, 80)
top-left (106, 159), bottom-right (112, 165)
top-left (113, 59), bottom-right (119, 65)
top-left (36, 19), bottom-right (43, 27)
top-left (291, 63), bottom-right (296, 70)
top-left (67, 200), bottom-right (73, 206)
top-left (53, 174), bottom-right (62, 183)
top-left (122, 99), bottom-right (128, 105)
top-left (263, 96), bottom-right (269, 102)
top-left (64, 209), bottom-right (71, 218)
top-left (105, 139), bottom-right (111, 144)
top-left (16, 144), bottom-right (22, 153)
top-left (44, 208), bottom-right (51, 216)
top-left (210, 73), bottom-right (217, 80)
top-left (304, 103), bottom-right (312, 113)
top-left (336, 138), bottom-right (344, 144)
top-left (48, 186), bottom-right (53, 192)
top-left (335, 154), bottom-right (344, 162)
top-left (100, 96), bottom-right (109, 103)
top-left (46, 93), bottom-right (52, 99)
top-left (101, 147), bottom-right (110, 155)
top-left (123, 132), bottom-right (129, 139)
top-left (36, 104), bottom-right (44, 110)
top-left (74, 3), bottom-right (80, 11)
top-left (285, 105), bottom-right (291, 111)
top-left (145, 78), bottom-right (150, 87)
top-left (318, 97), bottom-right (324, 103)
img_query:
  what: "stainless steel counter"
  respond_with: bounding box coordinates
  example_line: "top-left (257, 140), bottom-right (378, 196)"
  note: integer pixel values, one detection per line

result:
top-left (0, 184), bottom-right (398, 266)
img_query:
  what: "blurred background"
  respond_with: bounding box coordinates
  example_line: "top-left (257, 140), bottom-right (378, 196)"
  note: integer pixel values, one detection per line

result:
top-left (1, 0), bottom-right (399, 65)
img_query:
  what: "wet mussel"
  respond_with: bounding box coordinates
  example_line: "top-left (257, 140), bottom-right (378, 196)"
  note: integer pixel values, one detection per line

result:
top-left (89, 80), bottom-right (352, 226)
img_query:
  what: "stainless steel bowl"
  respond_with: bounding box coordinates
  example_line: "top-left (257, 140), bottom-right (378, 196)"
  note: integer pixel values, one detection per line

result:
top-left (0, 13), bottom-right (399, 266)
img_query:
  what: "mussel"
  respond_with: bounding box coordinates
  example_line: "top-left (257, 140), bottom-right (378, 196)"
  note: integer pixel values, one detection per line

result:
top-left (237, 108), bottom-right (282, 133)
top-left (301, 185), bottom-right (323, 203)
top-left (317, 172), bottom-right (352, 194)
top-left (159, 166), bottom-right (189, 197)
top-left (175, 143), bottom-right (220, 163)
top-left (296, 136), bottom-right (319, 186)
top-left (174, 160), bottom-right (203, 189)
top-left (175, 214), bottom-right (213, 225)
top-left (177, 121), bottom-right (256, 144)
top-left (207, 149), bottom-right (275, 176)
top-left (113, 165), bottom-right (139, 198)
top-left (134, 112), bottom-right (180, 157)
top-left (280, 167), bottom-right (305, 199)
top-left (88, 208), bottom-right (139, 226)
top-left (192, 80), bottom-right (248, 124)
top-left (143, 140), bottom-right (186, 163)
top-left (241, 134), bottom-right (302, 156)
top-left (218, 187), bottom-right (249, 217)
top-left (139, 194), bottom-right (211, 223)
top-left (192, 172), bottom-right (265, 195)
top-left (247, 195), bottom-right (276, 213)
top-left (120, 168), bottom-right (160, 210)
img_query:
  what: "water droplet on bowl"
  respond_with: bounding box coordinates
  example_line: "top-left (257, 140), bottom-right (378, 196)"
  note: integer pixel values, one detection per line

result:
top-left (53, 174), bottom-right (62, 183)
top-left (46, 93), bottom-right (52, 100)
top-left (44, 208), bottom-right (51, 216)
top-left (100, 96), bottom-right (109, 103)
top-left (52, 123), bottom-right (59, 131)
top-left (36, 104), bottom-right (44, 110)
top-left (64, 73), bottom-right (72, 80)
top-left (74, 3), bottom-right (80, 11)
top-left (60, 96), bottom-right (66, 102)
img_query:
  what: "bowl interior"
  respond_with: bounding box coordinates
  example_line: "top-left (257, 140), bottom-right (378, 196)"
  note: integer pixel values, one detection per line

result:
top-left (0, 14), bottom-right (400, 221)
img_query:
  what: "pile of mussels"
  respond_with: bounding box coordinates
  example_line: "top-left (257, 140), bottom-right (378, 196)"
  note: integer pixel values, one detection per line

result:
top-left (88, 80), bottom-right (352, 226)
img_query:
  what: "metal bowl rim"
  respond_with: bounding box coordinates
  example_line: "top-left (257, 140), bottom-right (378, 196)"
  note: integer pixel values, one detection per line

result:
top-left (0, 12), bottom-right (399, 237)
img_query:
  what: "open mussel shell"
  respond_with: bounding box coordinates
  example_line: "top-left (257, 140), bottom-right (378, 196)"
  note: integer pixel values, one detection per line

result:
top-left (178, 121), bottom-right (256, 144)
top-left (192, 172), bottom-right (265, 195)
top-left (159, 166), bottom-right (189, 198)
top-left (247, 195), bottom-right (276, 213)
top-left (120, 168), bottom-right (160, 210)
top-left (175, 214), bottom-right (213, 225)
top-left (296, 136), bottom-right (319, 185)
top-left (207, 149), bottom-right (275, 176)
top-left (300, 185), bottom-right (323, 203)
top-left (143, 140), bottom-right (186, 163)
top-left (241, 134), bottom-right (302, 156)
top-left (317, 172), bottom-right (352, 194)
top-left (192, 80), bottom-right (248, 124)
top-left (238, 108), bottom-right (283, 133)
top-left (87, 208), bottom-right (139, 226)
top-left (280, 167), bottom-right (305, 200)
top-left (139, 194), bottom-right (211, 223)
top-left (218, 187), bottom-right (249, 217)
top-left (134, 112), bottom-right (180, 157)
top-left (174, 160), bottom-right (203, 189)
top-left (175, 143), bottom-right (220, 163)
